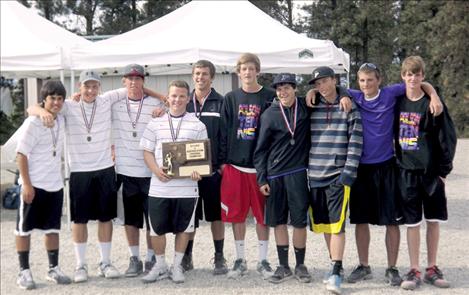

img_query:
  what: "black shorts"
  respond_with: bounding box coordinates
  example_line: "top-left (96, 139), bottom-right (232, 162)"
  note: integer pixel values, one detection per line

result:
top-left (70, 166), bottom-right (117, 223)
top-left (350, 158), bottom-right (403, 225)
top-left (195, 171), bottom-right (222, 227)
top-left (116, 174), bottom-right (150, 229)
top-left (15, 187), bottom-right (63, 236)
top-left (398, 169), bottom-right (448, 226)
top-left (309, 180), bottom-right (350, 234)
top-left (148, 197), bottom-right (198, 236)
top-left (265, 170), bottom-right (309, 228)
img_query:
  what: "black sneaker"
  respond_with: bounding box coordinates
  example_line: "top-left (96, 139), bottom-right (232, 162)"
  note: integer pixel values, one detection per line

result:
top-left (181, 254), bottom-right (193, 272)
top-left (385, 266), bottom-right (402, 286)
top-left (347, 264), bottom-right (372, 283)
top-left (213, 253), bottom-right (228, 275)
top-left (268, 265), bottom-right (293, 284)
top-left (401, 268), bottom-right (422, 290)
top-left (294, 264), bottom-right (312, 283)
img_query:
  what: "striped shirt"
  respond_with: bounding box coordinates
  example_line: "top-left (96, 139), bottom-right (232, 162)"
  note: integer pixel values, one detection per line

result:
top-left (140, 112), bottom-right (208, 198)
top-left (112, 96), bottom-right (165, 177)
top-left (308, 96), bottom-right (363, 187)
top-left (62, 89), bottom-right (125, 172)
top-left (16, 115), bottom-right (65, 191)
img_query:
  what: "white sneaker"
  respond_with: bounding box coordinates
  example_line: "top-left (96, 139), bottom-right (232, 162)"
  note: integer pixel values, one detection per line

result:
top-left (170, 264), bottom-right (185, 284)
top-left (97, 262), bottom-right (120, 279)
top-left (256, 260), bottom-right (274, 279)
top-left (74, 265), bottom-right (88, 283)
top-left (46, 266), bottom-right (72, 284)
top-left (141, 263), bottom-right (169, 284)
top-left (17, 269), bottom-right (36, 290)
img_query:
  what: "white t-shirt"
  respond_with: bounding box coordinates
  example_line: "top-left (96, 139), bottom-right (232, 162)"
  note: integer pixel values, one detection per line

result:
top-left (16, 115), bottom-right (65, 191)
top-left (61, 89), bottom-right (125, 172)
top-left (112, 96), bottom-right (164, 177)
top-left (140, 112), bottom-right (208, 198)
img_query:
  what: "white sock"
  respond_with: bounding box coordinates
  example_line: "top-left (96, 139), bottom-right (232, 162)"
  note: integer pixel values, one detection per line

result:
top-left (174, 251), bottom-right (184, 267)
top-left (74, 242), bottom-right (87, 267)
top-left (129, 245), bottom-right (139, 258)
top-left (258, 240), bottom-right (268, 261)
top-left (235, 240), bottom-right (245, 260)
top-left (99, 242), bottom-right (112, 264)
top-left (146, 249), bottom-right (155, 262)
top-left (155, 254), bottom-right (166, 267)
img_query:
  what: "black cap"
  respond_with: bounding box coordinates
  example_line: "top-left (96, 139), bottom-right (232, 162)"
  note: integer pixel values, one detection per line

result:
top-left (271, 73), bottom-right (297, 88)
top-left (123, 64), bottom-right (145, 78)
top-left (308, 66), bottom-right (335, 85)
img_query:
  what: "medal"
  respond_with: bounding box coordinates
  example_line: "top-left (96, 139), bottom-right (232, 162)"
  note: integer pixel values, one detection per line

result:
top-left (50, 118), bottom-right (60, 157)
top-left (80, 100), bottom-right (97, 142)
top-left (279, 97), bottom-right (298, 146)
top-left (53, 151), bottom-right (56, 157)
top-left (168, 112), bottom-right (185, 142)
top-left (192, 90), bottom-right (211, 118)
top-left (126, 96), bottom-right (145, 139)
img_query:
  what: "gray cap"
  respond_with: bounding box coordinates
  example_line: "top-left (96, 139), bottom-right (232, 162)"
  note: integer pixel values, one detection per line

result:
top-left (123, 64), bottom-right (145, 78)
top-left (271, 73), bottom-right (297, 88)
top-left (79, 70), bottom-right (101, 84)
top-left (308, 66), bottom-right (335, 85)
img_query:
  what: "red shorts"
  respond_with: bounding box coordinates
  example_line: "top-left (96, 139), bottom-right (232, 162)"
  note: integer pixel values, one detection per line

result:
top-left (220, 165), bottom-right (266, 225)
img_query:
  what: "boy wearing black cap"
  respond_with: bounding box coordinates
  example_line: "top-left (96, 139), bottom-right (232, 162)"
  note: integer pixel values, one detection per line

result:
top-left (254, 73), bottom-right (312, 284)
top-left (308, 66), bottom-right (363, 295)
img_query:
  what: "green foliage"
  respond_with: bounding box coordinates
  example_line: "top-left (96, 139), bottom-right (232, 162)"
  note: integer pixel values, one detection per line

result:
top-left (0, 80), bottom-right (25, 145)
top-left (140, 0), bottom-right (189, 25)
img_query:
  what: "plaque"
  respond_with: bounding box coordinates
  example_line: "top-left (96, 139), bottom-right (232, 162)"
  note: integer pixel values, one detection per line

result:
top-left (161, 139), bottom-right (212, 178)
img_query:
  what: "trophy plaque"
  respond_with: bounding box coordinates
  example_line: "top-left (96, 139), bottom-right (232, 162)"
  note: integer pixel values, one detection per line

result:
top-left (161, 139), bottom-right (212, 178)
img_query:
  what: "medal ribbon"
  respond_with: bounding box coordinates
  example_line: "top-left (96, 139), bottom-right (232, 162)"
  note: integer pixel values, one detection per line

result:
top-left (80, 100), bottom-right (97, 135)
top-left (50, 118), bottom-right (60, 153)
top-left (192, 90), bottom-right (211, 118)
top-left (168, 112), bottom-right (185, 142)
top-left (279, 97), bottom-right (298, 140)
top-left (126, 95), bottom-right (145, 129)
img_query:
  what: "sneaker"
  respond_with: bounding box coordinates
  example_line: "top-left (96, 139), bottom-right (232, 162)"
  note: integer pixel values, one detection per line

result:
top-left (170, 264), bottom-right (185, 284)
top-left (74, 265), bottom-right (88, 283)
top-left (268, 265), bottom-right (293, 284)
top-left (141, 263), bottom-right (169, 284)
top-left (227, 259), bottom-right (248, 279)
top-left (401, 269), bottom-right (422, 290)
top-left (97, 262), bottom-right (120, 279)
top-left (424, 265), bottom-right (450, 288)
top-left (144, 256), bottom-right (156, 274)
top-left (213, 253), bottom-right (228, 275)
top-left (294, 264), bottom-right (312, 283)
top-left (46, 266), bottom-right (72, 284)
top-left (125, 256), bottom-right (143, 277)
top-left (256, 259), bottom-right (274, 279)
top-left (325, 274), bottom-right (342, 295)
top-left (181, 254), bottom-right (193, 272)
top-left (17, 269), bottom-right (36, 290)
top-left (347, 264), bottom-right (372, 283)
top-left (385, 266), bottom-right (402, 286)
top-left (323, 267), bottom-right (344, 284)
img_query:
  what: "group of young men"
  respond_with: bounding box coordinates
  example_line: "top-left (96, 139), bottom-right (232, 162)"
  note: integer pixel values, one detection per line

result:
top-left (14, 53), bottom-right (456, 295)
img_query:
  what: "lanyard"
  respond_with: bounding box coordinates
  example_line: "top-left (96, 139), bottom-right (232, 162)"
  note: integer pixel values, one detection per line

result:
top-left (50, 118), bottom-right (60, 157)
top-left (80, 100), bottom-right (97, 142)
top-left (279, 97), bottom-right (298, 145)
top-left (126, 95), bottom-right (145, 137)
top-left (168, 112), bottom-right (185, 142)
top-left (192, 90), bottom-right (211, 118)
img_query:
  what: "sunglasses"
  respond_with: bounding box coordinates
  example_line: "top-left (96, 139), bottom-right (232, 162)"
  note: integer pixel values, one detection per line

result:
top-left (359, 63), bottom-right (379, 72)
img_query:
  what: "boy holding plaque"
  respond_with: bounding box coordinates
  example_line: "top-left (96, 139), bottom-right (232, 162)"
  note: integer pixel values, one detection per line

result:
top-left (140, 80), bottom-right (208, 284)
top-left (254, 73), bottom-right (312, 284)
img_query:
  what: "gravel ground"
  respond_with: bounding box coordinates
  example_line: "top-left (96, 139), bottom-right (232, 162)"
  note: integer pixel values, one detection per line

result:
top-left (1, 139), bottom-right (468, 294)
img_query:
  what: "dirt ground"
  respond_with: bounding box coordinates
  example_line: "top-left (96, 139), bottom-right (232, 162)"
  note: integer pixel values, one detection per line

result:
top-left (1, 139), bottom-right (468, 295)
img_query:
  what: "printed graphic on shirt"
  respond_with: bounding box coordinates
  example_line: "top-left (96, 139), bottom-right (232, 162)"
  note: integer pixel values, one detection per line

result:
top-left (237, 104), bottom-right (261, 140)
top-left (399, 112), bottom-right (421, 150)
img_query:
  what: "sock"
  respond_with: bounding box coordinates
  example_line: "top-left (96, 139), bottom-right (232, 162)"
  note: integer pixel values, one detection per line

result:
top-left (258, 240), bottom-right (268, 261)
top-left (276, 245), bottom-right (289, 267)
top-left (294, 247), bottom-right (306, 267)
top-left (99, 242), bottom-right (112, 265)
top-left (129, 245), bottom-right (139, 258)
top-left (18, 251), bottom-right (30, 271)
top-left (174, 251), bottom-right (184, 267)
top-left (185, 240), bottom-right (194, 256)
top-left (146, 249), bottom-right (155, 262)
top-left (235, 240), bottom-right (245, 260)
top-left (73, 242), bottom-right (87, 267)
top-left (47, 249), bottom-right (59, 268)
top-left (214, 239), bottom-right (224, 254)
top-left (155, 254), bottom-right (166, 267)
top-left (332, 260), bottom-right (343, 275)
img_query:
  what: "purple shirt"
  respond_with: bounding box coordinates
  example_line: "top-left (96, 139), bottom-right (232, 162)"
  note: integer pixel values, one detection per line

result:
top-left (349, 83), bottom-right (405, 164)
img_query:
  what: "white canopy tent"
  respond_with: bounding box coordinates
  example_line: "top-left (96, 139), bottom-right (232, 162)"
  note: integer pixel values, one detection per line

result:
top-left (71, 0), bottom-right (350, 75)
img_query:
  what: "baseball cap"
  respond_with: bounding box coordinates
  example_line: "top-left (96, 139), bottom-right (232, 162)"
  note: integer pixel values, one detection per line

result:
top-left (271, 73), bottom-right (297, 88)
top-left (308, 66), bottom-right (335, 85)
top-left (79, 70), bottom-right (101, 84)
top-left (123, 64), bottom-right (145, 78)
